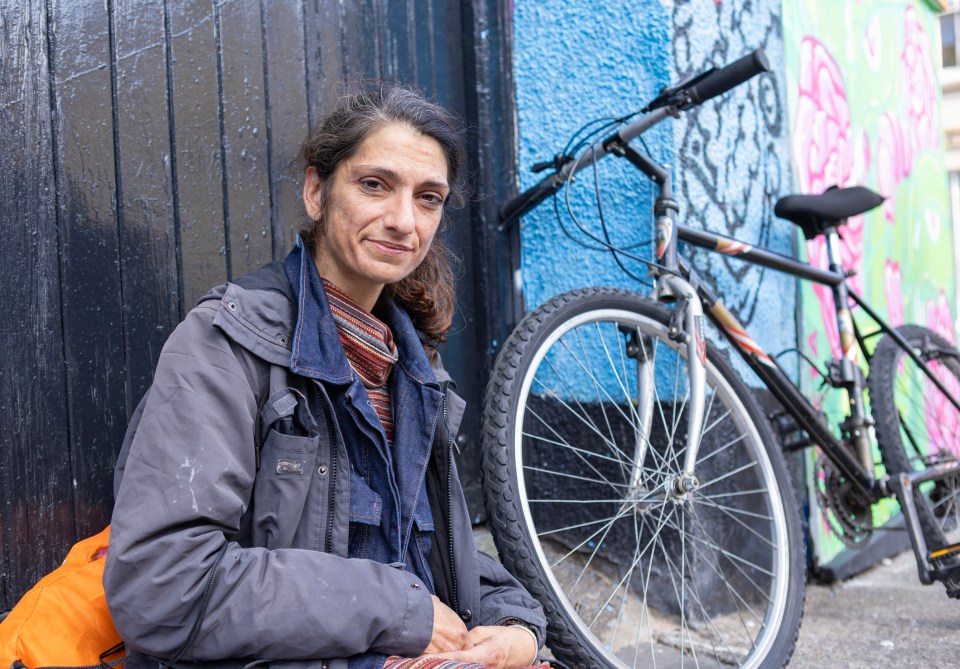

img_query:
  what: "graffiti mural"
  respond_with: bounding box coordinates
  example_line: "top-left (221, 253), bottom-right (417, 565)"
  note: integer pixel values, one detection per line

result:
top-left (670, 0), bottom-right (794, 345)
top-left (512, 0), bottom-right (792, 352)
top-left (512, 1), bottom-right (673, 312)
top-left (784, 0), bottom-right (953, 565)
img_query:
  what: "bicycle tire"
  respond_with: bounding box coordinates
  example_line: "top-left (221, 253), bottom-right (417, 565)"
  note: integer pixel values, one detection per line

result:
top-left (867, 324), bottom-right (960, 554)
top-left (482, 288), bottom-right (806, 669)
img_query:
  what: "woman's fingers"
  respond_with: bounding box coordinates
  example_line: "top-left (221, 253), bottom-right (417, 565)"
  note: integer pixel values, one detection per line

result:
top-left (422, 595), bottom-right (471, 654)
top-left (430, 626), bottom-right (536, 669)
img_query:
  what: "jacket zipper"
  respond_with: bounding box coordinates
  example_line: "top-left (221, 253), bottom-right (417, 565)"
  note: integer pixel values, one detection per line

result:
top-left (320, 398), bottom-right (338, 554)
top-left (441, 383), bottom-right (460, 615)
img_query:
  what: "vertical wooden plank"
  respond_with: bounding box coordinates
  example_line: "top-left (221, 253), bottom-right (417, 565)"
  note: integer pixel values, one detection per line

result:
top-left (413, 1), bottom-right (436, 95)
top-left (168, 0), bottom-right (227, 307)
top-left (380, 0), bottom-right (416, 83)
top-left (261, 0), bottom-right (310, 257)
top-left (428, 0), bottom-right (466, 111)
top-left (0, 0), bottom-right (73, 611)
top-left (341, 0), bottom-right (382, 80)
top-left (113, 0), bottom-right (179, 412)
top-left (48, 0), bottom-right (127, 539)
top-left (303, 0), bottom-right (345, 120)
top-left (446, 0), bottom-right (522, 516)
top-left (217, 0), bottom-right (271, 276)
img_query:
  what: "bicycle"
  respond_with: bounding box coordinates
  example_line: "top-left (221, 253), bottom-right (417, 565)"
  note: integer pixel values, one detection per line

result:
top-left (480, 49), bottom-right (960, 669)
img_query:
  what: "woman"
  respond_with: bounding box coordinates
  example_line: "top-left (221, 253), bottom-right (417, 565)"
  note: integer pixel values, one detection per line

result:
top-left (104, 85), bottom-right (546, 669)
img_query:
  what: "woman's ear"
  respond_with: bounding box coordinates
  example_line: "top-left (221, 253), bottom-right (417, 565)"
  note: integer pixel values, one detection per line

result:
top-left (303, 166), bottom-right (324, 221)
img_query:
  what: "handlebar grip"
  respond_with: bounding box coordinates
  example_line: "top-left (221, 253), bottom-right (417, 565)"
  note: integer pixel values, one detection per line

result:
top-left (687, 49), bottom-right (770, 106)
top-left (499, 174), bottom-right (562, 230)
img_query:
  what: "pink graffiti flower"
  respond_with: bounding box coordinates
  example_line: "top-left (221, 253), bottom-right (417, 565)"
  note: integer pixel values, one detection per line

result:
top-left (876, 113), bottom-right (911, 224)
top-left (793, 37), bottom-right (853, 195)
top-left (924, 293), bottom-right (959, 460)
top-left (883, 260), bottom-right (904, 328)
top-left (804, 212), bottom-right (865, 359)
top-left (902, 6), bottom-right (939, 156)
top-left (793, 38), bottom-right (867, 359)
top-left (926, 292), bottom-right (956, 345)
top-left (807, 332), bottom-right (821, 381)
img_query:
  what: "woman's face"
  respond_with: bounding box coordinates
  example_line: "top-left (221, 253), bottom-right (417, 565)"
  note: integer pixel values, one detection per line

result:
top-left (303, 123), bottom-right (450, 310)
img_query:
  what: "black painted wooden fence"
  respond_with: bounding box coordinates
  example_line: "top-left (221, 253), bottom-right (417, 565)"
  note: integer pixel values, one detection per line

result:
top-left (0, 0), bottom-right (522, 612)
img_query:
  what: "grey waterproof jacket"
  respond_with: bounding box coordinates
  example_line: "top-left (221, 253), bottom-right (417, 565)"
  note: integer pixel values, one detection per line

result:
top-left (103, 262), bottom-right (546, 669)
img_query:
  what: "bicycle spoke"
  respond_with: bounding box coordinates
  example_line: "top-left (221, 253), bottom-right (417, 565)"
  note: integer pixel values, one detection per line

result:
top-left (526, 403), bottom-right (625, 492)
top-left (654, 524), bottom-right (743, 664)
top-left (520, 430), bottom-right (629, 466)
top-left (529, 378), bottom-right (623, 458)
top-left (550, 503), bottom-right (635, 572)
top-left (694, 495), bottom-right (777, 548)
top-left (489, 295), bottom-right (800, 669)
top-left (538, 513), bottom-right (635, 537)
top-left (657, 510), bottom-right (778, 582)
top-left (538, 354), bottom-right (628, 464)
top-left (594, 321), bottom-right (646, 435)
top-left (685, 508), bottom-right (771, 628)
top-left (695, 459), bottom-right (760, 493)
top-left (568, 502), bottom-right (633, 596)
top-left (523, 464), bottom-right (632, 489)
top-left (587, 501), bottom-right (677, 629)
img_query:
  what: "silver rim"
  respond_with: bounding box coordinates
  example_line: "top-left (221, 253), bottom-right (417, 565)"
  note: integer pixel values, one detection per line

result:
top-left (512, 308), bottom-right (791, 669)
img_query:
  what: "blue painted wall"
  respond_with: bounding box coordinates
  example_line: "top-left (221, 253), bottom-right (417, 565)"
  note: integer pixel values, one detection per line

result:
top-left (512, 0), bottom-right (796, 384)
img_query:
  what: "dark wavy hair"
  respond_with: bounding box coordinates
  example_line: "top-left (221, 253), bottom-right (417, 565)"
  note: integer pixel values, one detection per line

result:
top-left (298, 83), bottom-right (466, 359)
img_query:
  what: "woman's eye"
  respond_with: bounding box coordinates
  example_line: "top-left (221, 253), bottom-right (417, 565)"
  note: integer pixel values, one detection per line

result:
top-left (420, 193), bottom-right (444, 207)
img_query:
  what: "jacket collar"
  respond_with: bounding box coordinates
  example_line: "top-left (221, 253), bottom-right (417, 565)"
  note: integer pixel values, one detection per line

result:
top-left (282, 236), bottom-right (439, 388)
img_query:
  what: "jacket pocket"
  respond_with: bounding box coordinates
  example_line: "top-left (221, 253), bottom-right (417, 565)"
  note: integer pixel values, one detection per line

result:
top-left (252, 391), bottom-right (321, 549)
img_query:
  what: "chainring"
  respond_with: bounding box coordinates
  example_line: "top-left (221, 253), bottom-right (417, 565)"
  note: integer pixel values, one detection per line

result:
top-left (815, 451), bottom-right (874, 547)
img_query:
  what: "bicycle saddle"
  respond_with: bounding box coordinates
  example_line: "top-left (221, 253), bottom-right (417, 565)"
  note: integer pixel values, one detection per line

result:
top-left (774, 186), bottom-right (884, 240)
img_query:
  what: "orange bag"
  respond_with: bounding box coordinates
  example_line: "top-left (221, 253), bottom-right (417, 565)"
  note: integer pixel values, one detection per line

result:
top-left (0, 526), bottom-right (124, 669)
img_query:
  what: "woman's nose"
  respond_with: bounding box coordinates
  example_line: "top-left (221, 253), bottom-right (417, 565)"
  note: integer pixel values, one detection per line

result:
top-left (386, 194), bottom-right (417, 234)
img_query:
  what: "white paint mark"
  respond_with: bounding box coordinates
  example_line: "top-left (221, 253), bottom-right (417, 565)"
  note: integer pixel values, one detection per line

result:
top-left (180, 456), bottom-right (202, 512)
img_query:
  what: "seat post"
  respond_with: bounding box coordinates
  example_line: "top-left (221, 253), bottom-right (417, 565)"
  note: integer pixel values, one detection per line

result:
top-left (823, 221), bottom-right (874, 474)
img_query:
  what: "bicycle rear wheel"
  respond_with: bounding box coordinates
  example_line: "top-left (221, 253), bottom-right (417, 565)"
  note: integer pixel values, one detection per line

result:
top-left (867, 325), bottom-right (960, 553)
top-left (482, 288), bottom-right (805, 669)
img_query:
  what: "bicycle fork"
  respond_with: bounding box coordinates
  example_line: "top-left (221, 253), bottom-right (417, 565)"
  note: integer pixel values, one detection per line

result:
top-left (654, 274), bottom-right (708, 494)
top-left (632, 163), bottom-right (708, 496)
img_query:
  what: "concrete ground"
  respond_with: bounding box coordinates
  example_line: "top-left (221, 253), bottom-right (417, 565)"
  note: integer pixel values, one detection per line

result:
top-left (474, 526), bottom-right (960, 668)
top-left (790, 549), bottom-right (959, 668)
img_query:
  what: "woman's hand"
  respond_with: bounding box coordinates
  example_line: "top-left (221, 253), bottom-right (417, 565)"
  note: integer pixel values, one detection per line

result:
top-left (423, 595), bottom-right (471, 654)
top-left (428, 625), bottom-right (539, 669)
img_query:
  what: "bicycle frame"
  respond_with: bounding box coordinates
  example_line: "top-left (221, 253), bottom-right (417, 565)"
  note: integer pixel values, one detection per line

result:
top-left (677, 222), bottom-right (960, 487)
top-left (676, 223), bottom-right (881, 498)
top-left (605, 131), bottom-right (960, 506)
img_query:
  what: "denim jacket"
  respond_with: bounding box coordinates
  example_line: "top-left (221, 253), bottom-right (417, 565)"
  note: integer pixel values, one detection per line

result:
top-left (104, 249), bottom-right (546, 669)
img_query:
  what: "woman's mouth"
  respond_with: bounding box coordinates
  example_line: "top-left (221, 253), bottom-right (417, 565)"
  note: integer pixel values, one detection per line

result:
top-left (367, 239), bottom-right (412, 256)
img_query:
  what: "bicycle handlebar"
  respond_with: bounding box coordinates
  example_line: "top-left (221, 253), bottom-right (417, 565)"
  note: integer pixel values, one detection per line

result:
top-left (499, 49), bottom-right (770, 230)
top-left (498, 173), bottom-right (563, 231)
top-left (683, 50), bottom-right (770, 108)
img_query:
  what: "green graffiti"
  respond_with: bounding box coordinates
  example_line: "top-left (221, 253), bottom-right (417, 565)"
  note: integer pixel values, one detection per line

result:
top-left (784, 1), bottom-right (954, 565)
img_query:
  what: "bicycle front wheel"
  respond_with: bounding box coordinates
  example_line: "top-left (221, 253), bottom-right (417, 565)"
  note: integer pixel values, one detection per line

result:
top-left (868, 325), bottom-right (960, 552)
top-left (482, 288), bottom-right (805, 669)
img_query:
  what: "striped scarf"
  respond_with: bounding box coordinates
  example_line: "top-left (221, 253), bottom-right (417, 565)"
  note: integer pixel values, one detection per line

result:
top-left (323, 279), bottom-right (398, 443)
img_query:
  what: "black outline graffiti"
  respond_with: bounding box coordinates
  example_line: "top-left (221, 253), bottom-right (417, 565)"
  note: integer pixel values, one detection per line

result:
top-left (672, 0), bottom-right (787, 325)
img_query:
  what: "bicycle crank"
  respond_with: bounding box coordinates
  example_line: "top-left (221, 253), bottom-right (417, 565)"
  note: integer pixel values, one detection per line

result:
top-left (816, 451), bottom-right (874, 547)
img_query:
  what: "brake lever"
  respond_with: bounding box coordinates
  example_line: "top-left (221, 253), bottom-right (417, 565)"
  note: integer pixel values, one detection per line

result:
top-left (531, 152), bottom-right (574, 174)
top-left (640, 68), bottom-right (715, 113)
